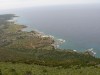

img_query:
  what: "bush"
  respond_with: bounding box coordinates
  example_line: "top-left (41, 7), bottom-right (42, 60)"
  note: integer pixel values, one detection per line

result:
top-left (24, 71), bottom-right (32, 75)
top-left (10, 68), bottom-right (18, 75)
top-left (0, 69), bottom-right (2, 75)
top-left (43, 69), bottom-right (48, 73)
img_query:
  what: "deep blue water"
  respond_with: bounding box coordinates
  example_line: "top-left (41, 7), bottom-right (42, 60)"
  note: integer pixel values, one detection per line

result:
top-left (1, 4), bottom-right (100, 57)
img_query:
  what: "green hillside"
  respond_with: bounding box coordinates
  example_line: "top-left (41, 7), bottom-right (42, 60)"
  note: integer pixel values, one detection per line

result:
top-left (0, 62), bottom-right (100, 75)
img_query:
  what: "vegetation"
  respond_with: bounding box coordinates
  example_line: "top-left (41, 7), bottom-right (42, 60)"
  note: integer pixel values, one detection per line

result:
top-left (0, 48), bottom-right (100, 67)
top-left (0, 62), bottom-right (100, 75)
top-left (0, 14), bottom-right (100, 74)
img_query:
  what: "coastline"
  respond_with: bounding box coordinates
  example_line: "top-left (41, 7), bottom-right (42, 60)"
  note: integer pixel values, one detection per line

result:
top-left (1, 14), bottom-right (97, 57)
top-left (14, 15), bottom-right (66, 49)
top-left (14, 14), bottom-right (97, 57)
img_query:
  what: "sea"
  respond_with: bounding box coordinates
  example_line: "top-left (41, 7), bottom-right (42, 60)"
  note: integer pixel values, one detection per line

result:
top-left (0, 4), bottom-right (100, 57)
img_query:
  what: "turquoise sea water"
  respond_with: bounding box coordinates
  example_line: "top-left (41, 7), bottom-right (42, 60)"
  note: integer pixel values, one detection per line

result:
top-left (1, 4), bottom-right (100, 57)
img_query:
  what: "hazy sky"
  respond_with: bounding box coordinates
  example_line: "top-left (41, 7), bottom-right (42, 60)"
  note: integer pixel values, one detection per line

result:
top-left (0, 0), bottom-right (100, 10)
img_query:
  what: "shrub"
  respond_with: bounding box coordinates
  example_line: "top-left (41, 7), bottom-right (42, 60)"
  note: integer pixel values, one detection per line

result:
top-left (43, 69), bottom-right (48, 73)
top-left (24, 71), bottom-right (32, 75)
top-left (0, 69), bottom-right (2, 75)
top-left (10, 68), bottom-right (18, 75)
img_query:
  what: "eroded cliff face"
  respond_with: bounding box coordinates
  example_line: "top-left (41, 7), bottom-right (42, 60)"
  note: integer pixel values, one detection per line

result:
top-left (0, 14), bottom-right (54, 50)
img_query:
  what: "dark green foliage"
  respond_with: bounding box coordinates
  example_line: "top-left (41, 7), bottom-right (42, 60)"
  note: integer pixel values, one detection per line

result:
top-left (10, 68), bottom-right (16, 72)
top-left (24, 71), bottom-right (32, 75)
top-left (0, 48), bottom-right (100, 67)
top-left (0, 69), bottom-right (2, 75)
top-left (9, 68), bottom-right (18, 75)
top-left (43, 69), bottom-right (48, 73)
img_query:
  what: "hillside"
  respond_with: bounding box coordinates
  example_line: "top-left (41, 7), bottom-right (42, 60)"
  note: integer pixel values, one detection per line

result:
top-left (0, 62), bottom-right (100, 75)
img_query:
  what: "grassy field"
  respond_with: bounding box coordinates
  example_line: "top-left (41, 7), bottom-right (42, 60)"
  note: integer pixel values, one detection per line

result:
top-left (0, 62), bottom-right (100, 75)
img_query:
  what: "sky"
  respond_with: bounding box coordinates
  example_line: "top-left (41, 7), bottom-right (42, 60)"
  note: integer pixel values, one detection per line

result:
top-left (0, 0), bottom-right (100, 10)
